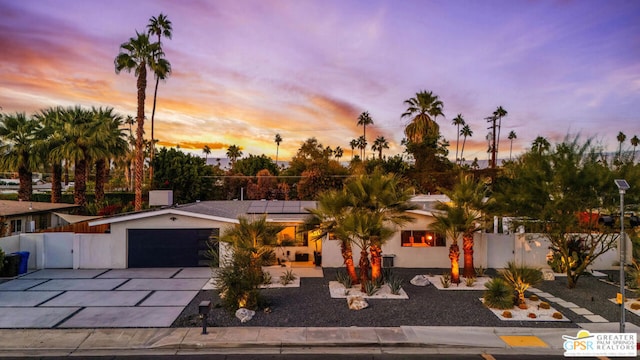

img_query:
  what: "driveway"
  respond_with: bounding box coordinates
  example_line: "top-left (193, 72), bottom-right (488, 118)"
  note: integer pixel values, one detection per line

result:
top-left (0, 268), bottom-right (212, 328)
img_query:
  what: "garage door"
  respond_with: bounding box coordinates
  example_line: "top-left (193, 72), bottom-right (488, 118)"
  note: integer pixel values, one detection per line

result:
top-left (128, 228), bottom-right (218, 268)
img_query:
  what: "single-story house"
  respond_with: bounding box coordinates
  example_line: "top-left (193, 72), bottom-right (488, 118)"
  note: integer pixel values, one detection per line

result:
top-left (0, 200), bottom-right (79, 237)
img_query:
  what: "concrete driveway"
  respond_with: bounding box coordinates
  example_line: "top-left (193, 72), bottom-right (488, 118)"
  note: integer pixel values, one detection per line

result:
top-left (0, 268), bottom-right (212, 329)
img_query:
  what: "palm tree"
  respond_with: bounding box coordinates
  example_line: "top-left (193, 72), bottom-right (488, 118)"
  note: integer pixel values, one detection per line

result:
top-left (349, 139), bottom-right (358, 160)
top-left (92, 107), bottom-right (127, 206)
top-left (451, 114), bottom-right (465, 163)
top-left (34, 107), bottom-right (66, 203)
top-left (617, 131), bottom-right (626, 162)
top-left (0, 112), bottom-right (40, 201)
top-left (202, 144), bottom-right (211, 163)
top-left (334, 146), bottom-right (343, 161)
top-left (531, 136), bottom-right (550, 154)
top-left (459, 124), bottom-right (473, 164)
top-left (372, 136), bottom-right (389, 160)
top-left (401, 90), bottom-right (444, 144)
top-left (357, 111), bottom-right (374, 158)
top-left (356, 135), bottom-right (367, 159)
top-left (226, 144), bottom-right (242, 166)
top-left (493, 106), bottom-right (507, 161)
top-left (115, 31), bottom-right (162, 211)
top-left (147, 13), bottom-right (172, 186)
top-left (631, 135), bottom-right (639, 160)
top-left (274, 133), bottom-right (282, 165)
top-left (508, 130), bottom-right (517, 160)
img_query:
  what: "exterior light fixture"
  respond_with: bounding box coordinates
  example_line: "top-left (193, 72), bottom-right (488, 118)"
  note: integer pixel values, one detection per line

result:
top-left (199, 300), bottom-right (211, 334)
top-left (614, 179), bottom-right (630, 333)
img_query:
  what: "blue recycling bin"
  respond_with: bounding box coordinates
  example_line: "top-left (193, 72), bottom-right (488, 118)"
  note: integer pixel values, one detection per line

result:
top-left (16, 251), bottom-right (30, 274)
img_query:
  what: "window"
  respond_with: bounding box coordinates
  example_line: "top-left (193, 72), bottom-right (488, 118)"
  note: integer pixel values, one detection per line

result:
top-left (401, 230), bottom-right (445, 247)
top-left (10, 219), bottom-right (22, 234)
top-left (277, 226), bottom-right (308, 246)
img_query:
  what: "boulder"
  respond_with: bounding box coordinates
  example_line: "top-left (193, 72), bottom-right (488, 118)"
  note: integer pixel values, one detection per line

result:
top-left (347, 295), bottom-right (368, 310)
top-left (410, 275), bottom-right (431, 286)
top-left (542, 269), bottom-right (555, 281)
top-left (235, 308), bottom-right (256, 323)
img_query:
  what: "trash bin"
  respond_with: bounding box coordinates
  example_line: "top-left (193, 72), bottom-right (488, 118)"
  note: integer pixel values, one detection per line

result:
top-left (382, 254), bottom-right (395, 268)
top-left (2, 253), bottom-right (21, 277)
top-left (17, 251), bottom-right (30, 274)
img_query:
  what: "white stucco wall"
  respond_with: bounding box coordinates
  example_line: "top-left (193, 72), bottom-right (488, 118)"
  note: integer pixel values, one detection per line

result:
top-left (74, 233), bottom-right (114, 269)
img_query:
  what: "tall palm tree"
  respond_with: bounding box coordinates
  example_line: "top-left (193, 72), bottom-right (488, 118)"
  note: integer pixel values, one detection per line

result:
top-left (0, 112), bottom-right (40, 201)
top-left (202, 145), bottom-right (211, 163)
top-left (508, 130), bottom-right (517, 160)
top-left (356, 135), bottom-right (367, 159)
top-left (147, 13), bottom-right (172, 186)
top-left (617, 131), bottom-right (626, 162)
top-left (274, 133), bottom-right (282, 165)
top-left (34, 107), bottom-right (66, 203)
top-left (357, 111), bottom-right (374, 158)
top-left (631, 135), bottom-right (639, 160)
top-left (334, 146), bottom-right (343, 161)
top-left (92, 107), bottom-right (127, 206)
top-left (451, 114), bottom-right (465, 163)
top-left (349, 139), bottom-right (358, 160)
top-left (372, 136), bottom-right (389, 160)
top-left (115, 31), bottom-right (162, 211)
top-left (459, 124), bottom-right (473, 164)
top-left (401, 90), bottom-right (444, 144)
top-left (226, 144), bottom-right (242, 166)
top-left (493, 106), bottom-right (507, 162)
top-left (531, 136), bottom-right (550, 154)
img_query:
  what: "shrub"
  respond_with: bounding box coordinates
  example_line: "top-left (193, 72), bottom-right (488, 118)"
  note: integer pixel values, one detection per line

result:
top-left (262, 271), bottom-right (272, 285)
top-left (336, 270), bottom-right (353, 289)
top-left (465, 277), bottom-right (477, 287)
top-left (499, 261), bottom-right (543, 306)
top-left (627, 260), bottom-right (640, 289)
top-left (552, 312), bottom-right (563, 319)
top-left (363, 280), bottom-right (379, 296)
top-left (279, 269), bottom-right (296, 285)
top-left (440, 273), bottom-right (451, 288)
top-left (475, 266), bottom-right (486, 277)
top-left (387, 274), bottom-right (404, 295)
top-left (483, 278), bottom-right (515, 310)
top-left (502, 310), bottom-right (512, 318)
top-left (539, 301), bottom-right (550, 309)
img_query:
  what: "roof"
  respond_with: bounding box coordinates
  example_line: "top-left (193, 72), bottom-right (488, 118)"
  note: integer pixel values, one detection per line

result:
top-left (0, 200), bottom-right (79, 217)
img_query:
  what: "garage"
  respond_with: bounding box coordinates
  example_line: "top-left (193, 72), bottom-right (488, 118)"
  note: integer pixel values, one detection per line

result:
top-left (127, 228), bottom-right (218, 268)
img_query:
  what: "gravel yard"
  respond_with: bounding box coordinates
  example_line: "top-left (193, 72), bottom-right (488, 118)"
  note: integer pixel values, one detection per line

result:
top-left (172, 268), bottom-right (640, 328)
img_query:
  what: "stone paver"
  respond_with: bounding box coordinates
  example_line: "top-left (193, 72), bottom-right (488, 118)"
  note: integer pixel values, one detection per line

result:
top-left (0, 307), bottom-right (80, 328)
top-left (139, 290), bottom-right (199, 306)
top-left (0, 279), bottom-right (47, 290)
top-left (555, 300), bottom-right (578, 308)
top-left (583, 314), bottom-right (608, 323)
top-left (40, 290), bottom-right (150, 307)
top-left (0, 291), bottom-right (62, 306)
top-left (58, 307), bottom-right (185, 328)
top-left (29, 279), bottom-right (127, 291)
top-left (20, 269), bottom-right (107, 279)
top-left (118, 278), bottom-right (208, 291)
top-left (97, 268), bottom-right (181, 279)
top-left (569, 307), bottom-right (593, 315)
top-left (174, 267), bottom-right (213, 278)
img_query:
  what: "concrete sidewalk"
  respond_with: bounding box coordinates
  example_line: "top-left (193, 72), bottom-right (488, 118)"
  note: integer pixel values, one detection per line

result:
top-left (1, 323), bottom-right (638, 357)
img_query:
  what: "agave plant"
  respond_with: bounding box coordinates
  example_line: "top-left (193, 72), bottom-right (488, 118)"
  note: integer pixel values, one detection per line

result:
top-left (499, 261), bottom-right (542, 307)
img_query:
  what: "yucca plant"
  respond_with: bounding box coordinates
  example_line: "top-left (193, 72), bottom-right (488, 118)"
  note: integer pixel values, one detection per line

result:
top-left (336, 269), bottom-right (353, 289)
top-left (262, 271), bottom-right (272, 285)
top-left (499, 261), bottom-right (542, 307)
top-left (280, 269), bottom-right (297, 285)
top-left (465, 276), bottom-right (476, 287)
top-left (387, 274), bottom-right (404, 295)
top-left (483, 278), bottom-right (514, 310)
top-left (363, 280), bottom-right (379, 296)
top-left (440, 272), bottom-right (451, 288)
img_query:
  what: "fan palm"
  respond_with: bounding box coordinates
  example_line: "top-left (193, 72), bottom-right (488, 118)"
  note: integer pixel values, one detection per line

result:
top-left (349, 139), bottom-right (358, 159)
top-left (274, 133), bottom-right (282, 164)
top-left (357, 112), bottom-right (374, 158)
top-left (372, 136), bottom-right (389, 160)
top-left (508, 130), bottom-right (517, 160)
top-left (0, 112), bottom-right (41, 200)
top-left (401, 90), bottom-right (443, 144)
top-left (226, 144), bottom-right (242, 165)
top-left (115, 31), bottom-right (163, 211)
top-left (493, 106), bottom-right (507, 161)
top-left (451, 114), bottom-right (465, 163)
top-left (33, 107), bottom-right (66, 203)
top-left (631, 135), bottom-right (639, 160)
top-left (91, 107), bottom-right (128, 206)
top-left (459, 124), bottom-right (473, 164)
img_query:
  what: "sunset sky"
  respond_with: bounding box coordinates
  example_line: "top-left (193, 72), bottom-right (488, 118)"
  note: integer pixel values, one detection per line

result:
top-left (1, 0), bottom-right (639, 163)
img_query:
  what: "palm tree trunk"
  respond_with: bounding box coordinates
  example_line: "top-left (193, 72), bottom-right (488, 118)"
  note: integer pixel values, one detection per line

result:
top-left (95, 158), bottom-right (106, 206)
top-left (51, 163), bottom-right (62, 203)
top-left (74, 158), bottom-right (87, 207)
top-left (449, 242), bottom-right (460, 284)
top-left (358, 248), bottom-right (371, 292)
top-left (462, 234), bottom-right (475, 278)
top-left (134, 65), bottom-right (147, 211)
top-left (18, 164), bottom-right (32, 201)
top-left (369, 244), bottom-right (382, 282)
top-left (340, 240), bottom-right (358, 284)
top-left (460, 137), bottom-right (467, 164)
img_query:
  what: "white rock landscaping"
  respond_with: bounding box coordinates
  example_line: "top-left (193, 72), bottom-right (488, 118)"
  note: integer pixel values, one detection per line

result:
top-left (328, 281), bottom-right (409, 299)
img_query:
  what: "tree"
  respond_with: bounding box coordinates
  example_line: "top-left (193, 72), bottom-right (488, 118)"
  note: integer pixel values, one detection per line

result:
top-left (451, 114), bottom-right (465, 164)
top-left (349, 139), bottom-right (358, 160)
top-left (152, 147), bottom-right (214, 203)
top-left (372, 136), bottom-right (389, 160)
top-left (334, 146), bottom-right (343, 161)
top-left (147, 13), bottom-right (172, 186)
top-left (617, 131), bottom-right (626, 163)
top-left (274, 133), bottom-right (282, 165)
top-left (233, 154), bottom-right (278, 176)
top-left (226, 144), bottom-right (242, 166)
top-left (508, 130), bottom-right (517, 161)
top-left (357, 111), bottom-right (374, 158)
top-left (34, 107), bottom-right (65, 203)
top-left (0, 112), bottom-right (40, 201)
top-left (631, 135), bottom-right (639, 160)
top-left (459, 124), bottom-right (473, 165)
top-left (92, 107), bottom-right (128, 206)
top-left (492, 136), bottom-right (621, 288)
top-left (356, 135), bottom-right (367, 159)
top-left (493, 106), bottom-right (507, 161)
top-left (401, 90), bottom-right (443, 144)
top-left (202, 145), bottom-right (211, 162)
top-left (115, 31), bottom-right (163, 211)
top-left (531, 136), bottom-right (550, 154)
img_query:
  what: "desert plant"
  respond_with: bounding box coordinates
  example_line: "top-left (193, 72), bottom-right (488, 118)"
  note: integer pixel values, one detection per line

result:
top-left (387, 274), bottom-right (404, 295)
top-left (499, 261), bottom-right (543, 306)
top-left (502, 310), bottom-right (512, 318)
top-left (363, 280), bottom-right (379, 296)
top-left (552, 312), bottom-right (563, 319)
top-left (529, 294), bottom-right (539, 301)
top-left (465, 277), bottom-right (476, 287)
top-left (483, 278), bottom-right (515, 310)
top-left (372, 274), bottom-right (384, 288)
top-left (440, 273), bottom-right (451, 288)
top-left (627, 259), bottom-right (640, 289)
top-left (262, 271), bottom-right (273, 285)
top-left (539, 301), bottom-right (550, 309)
top-left (382, 267), bottom-right (393, 283)
top-left (475, 265), bottom-right (486, 277)
top-left (336, 269), bottom-right (353, 289)
top-left (280, 269), bottom-right (297, 285)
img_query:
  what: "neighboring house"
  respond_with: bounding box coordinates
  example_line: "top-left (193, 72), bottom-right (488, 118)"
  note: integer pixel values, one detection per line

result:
top-left (0, 200), bottom-right (79, 236)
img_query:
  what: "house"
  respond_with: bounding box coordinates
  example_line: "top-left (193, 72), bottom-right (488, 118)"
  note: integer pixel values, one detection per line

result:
top-left (0, 200), bottom-right (79, 236)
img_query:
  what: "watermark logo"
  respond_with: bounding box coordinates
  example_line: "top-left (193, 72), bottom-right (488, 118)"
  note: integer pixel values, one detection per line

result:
top-left (563, 330), bottom-right (637, 357)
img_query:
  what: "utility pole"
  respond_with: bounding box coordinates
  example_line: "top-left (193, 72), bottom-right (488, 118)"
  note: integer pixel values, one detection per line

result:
top-left (486, 115), bottom-right (498, 168)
